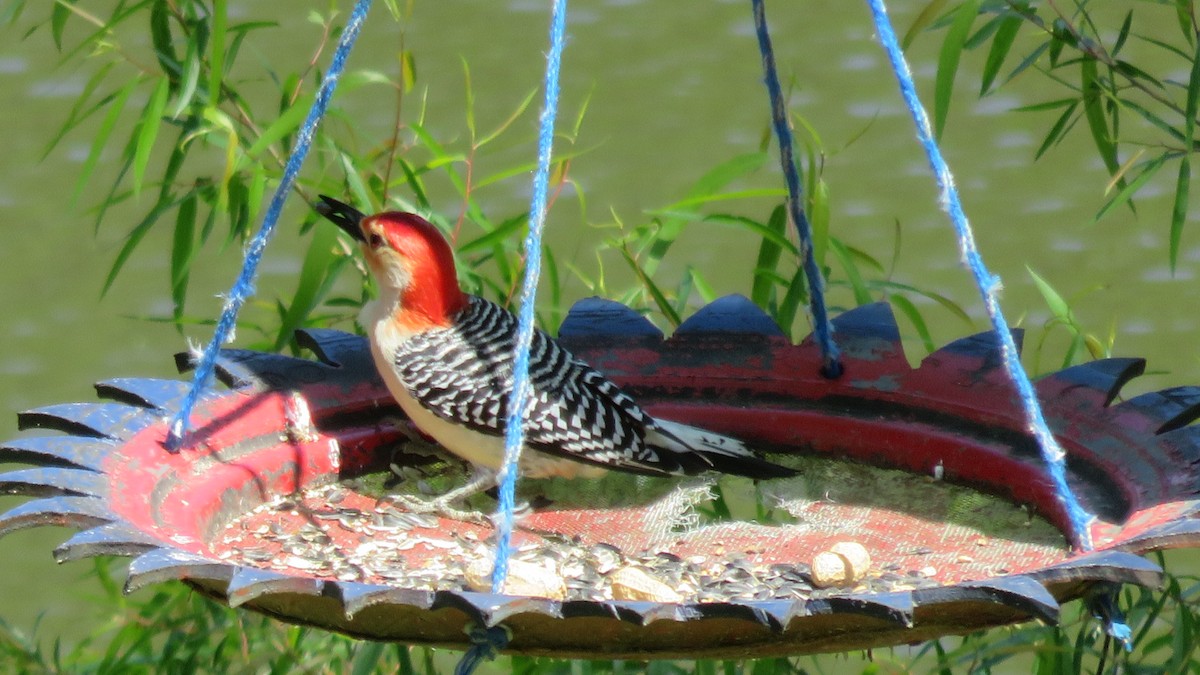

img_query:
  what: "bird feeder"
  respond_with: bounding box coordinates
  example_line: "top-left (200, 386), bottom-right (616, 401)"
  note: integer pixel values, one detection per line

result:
top-left (2, 296), bottom-right (1196, 659)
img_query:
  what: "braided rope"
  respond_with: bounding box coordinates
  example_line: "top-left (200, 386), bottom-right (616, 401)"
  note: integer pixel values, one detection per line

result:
top-left (751, 0), bottom-right (842, 377)
top-left (864, 0), bottom-right (1093, 550)
top-left (166, 0), bottom-right (372, 450)
top-left (491, 0), bottom-right (568, 593)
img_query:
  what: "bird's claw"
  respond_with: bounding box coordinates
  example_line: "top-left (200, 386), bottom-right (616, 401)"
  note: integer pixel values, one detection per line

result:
top-left (390, 493), bottom-right (490, 524)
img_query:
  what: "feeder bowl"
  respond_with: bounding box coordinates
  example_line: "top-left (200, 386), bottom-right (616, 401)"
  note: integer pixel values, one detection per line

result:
top-left (3, 296), bottom-right (1198, 659)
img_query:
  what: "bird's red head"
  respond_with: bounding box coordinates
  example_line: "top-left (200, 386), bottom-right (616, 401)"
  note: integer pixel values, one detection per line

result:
top-left (317, 197), bottom-right (467, 329)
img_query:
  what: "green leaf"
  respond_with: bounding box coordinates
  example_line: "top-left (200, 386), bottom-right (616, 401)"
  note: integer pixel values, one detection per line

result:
top-left (1005, 39), bottom-right (1049, 83)
top-left (888, 293), bottom-right (936, 354)
top-left (934, 0), bottom-right (980, 139)
top-left (808, 176), bottom-right (830, 269)
top-left (477, 88), bottom-right (537, 148)
top-left (41, 60), bottom-right (114, 159)
top-left (103, 198), bottom-right (174, 297)
top-left (688, 266), bottom-right (717, 305)
top-left (133, 78), bottom-right (170, 196)
top-left (619, 246), bottom-right (681, 328)
top-left (1027, 266), bottom-right (1071, 324)
top-left (980, 12), bottom-right (1022, 95)
top-left (350, 642), bottom-right (385, 675)
top-left (750, 206), bottom-right (787, 309)
top-left (149, 0), bottom-right (178, 78)
top-left (1080, 56), bottom-right (1120, 177)
top-left (644, 152), bottom-right (767, 276)
top-left (400, 49), bottom-right (416, 93)
top-left (208, 0), bottom-right (227, 107)
top-left (73, 77), bottom-right (139, 205)
top-left (1095, 153), bottom-right (1167, 222)
top-left (247, 93), bottom-right (314, 157)
top-left (1172, 36), bottom-right (1200, 271)
top-left (1112, 10), bottom-right (1133, 55)
top-left (458, 214), bottom-right (526, 255)
top-left (870, 280), bottom-right (973, 326)
top-left (171, 193), bottom-right (197, 325)
top-left (902, 0), bottom-right (951, 51)
top-left (830, 239), bottom-right (872, 306)
top-left (274, 223), bottom-right (348, 350)
top-left (775, 263), bottom-right (808, 338)
top-left (1120, 98), bottom-right (1186, 144)
top-left (704, 213), bottom-right (797, 256)
top-left (50, 0), bottom-right (72, 51)
top-left (1171, 157), bottom-right (1191, 272)
top-left (170, 31), bottom-right (203, 118)
top-left (1177, 0), bottom-right (1195, 46)
top-left (1034, 101), bottom-right (1078, 160)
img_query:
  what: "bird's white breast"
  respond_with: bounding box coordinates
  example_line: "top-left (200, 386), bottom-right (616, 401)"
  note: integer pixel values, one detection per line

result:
top-left (361, 300), bottom-right (605, 480)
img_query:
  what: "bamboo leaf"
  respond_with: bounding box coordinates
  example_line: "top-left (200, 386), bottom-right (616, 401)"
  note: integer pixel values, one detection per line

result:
top-left (1034, 101), bottom-right (1079, 160)
top-left (870, 280), bottom-right (973, 326)
top-left (208, 0), bottom-right (227, 107)
top-left (1112, 10), bottom-right (1133, 55)
top-left (458, 214), bottom-right (526, 255)
top-left (400, 49), bottom-right (416, 93)
top-left (477, 88), bottom-right (537, 148)
top-left (980, 12), bottom-right (1022, 95)
top-left (888, 293), bottom-right (936, 354)
top-left (1095, 153), bottom-right (1167, 221)
top-left (1006, 39), bottom-right (1049, 83)
top-left (902, 0), bottom-right (951, 51)
top-left (1171, 157), bottom-right (1191, 272)
top-left (149, 0), bottom-right (178, 78)
top-left (42, 60), bottom-right (114, 159)
top-left (133, 78), bottom-right (170, 196)
top-left (776, 265), bottom-right (808, 339)
top-left (1173, 36), bottom-right (1200, 271)
top-left (619, 246), bottom-right (681, 328)
top-left (750, 206), bottom-right (787, 309)
top-left (73, 77), bottom-right (139, 205)
top-left (1027, 266), bottom-right (1071, 324)
top-left (461, 56), bottom-right (475, 140)
top-left (247, 93), bottom-right (314, 157)
top-left (1176, 0), bottom-right (1195, 46)
top-left (809, 177), bottom-right (830, 269)
top-left (688, 266), bottom-right (717, 305)
top-left (830, 239), bottom-right (872, 306)
top-left (171, 193), bottom-right (197, 324)
top-left (1081, 57), bottom-right (1119, 176)
top-left (50, 0), bottom-right (73, 51)
top-left (934, 0), bottom-right (980, 139)
top-left (103, 199), bottom-right (173, 296)
top-left (275, 223), bottom-right (348, 350)
top-left (703, 213), bottom-right (798, 256)
top-left (170, 30), bottom-right (203, 118)
top-left (1120, 98), bottom-right (1186, 144)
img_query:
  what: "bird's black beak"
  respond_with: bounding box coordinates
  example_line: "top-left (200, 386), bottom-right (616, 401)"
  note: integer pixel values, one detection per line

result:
top-left (315, 195), bottom-right (366, 242)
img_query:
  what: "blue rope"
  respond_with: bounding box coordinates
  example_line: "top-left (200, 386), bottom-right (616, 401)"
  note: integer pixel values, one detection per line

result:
top-left (750, 0), bottom-right (842, 377)
top-left (454, 625), bottom-right (511, 675)
top-left (491, 0), bottom-right (568, 592)
top-left (165, 0), bottom-right (372, 451)
top-left (864, 0), bottom-right (1093, 550)
top-left (1086, 584), bottom-right (1133, 651)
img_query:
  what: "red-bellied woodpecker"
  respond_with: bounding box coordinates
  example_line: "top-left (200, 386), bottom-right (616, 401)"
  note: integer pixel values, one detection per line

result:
top-left (316, 196), bottom-right (794, 517)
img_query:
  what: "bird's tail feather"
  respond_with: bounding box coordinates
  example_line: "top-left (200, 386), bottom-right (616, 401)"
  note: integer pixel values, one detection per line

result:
top-left (649, 420), bottom-right (796, 479)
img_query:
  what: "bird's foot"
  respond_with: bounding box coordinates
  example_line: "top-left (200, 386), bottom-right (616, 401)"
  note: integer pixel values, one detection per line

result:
top-left (382, 467), bottom-right (500, 525)
top-left (382, 468), bottom-right (537, 526)
top-left (389, 493), bottom-right (491, 524)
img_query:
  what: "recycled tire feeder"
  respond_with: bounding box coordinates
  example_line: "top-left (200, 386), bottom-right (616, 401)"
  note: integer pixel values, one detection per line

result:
top-left (3, 295), bottom-right (1198, 658)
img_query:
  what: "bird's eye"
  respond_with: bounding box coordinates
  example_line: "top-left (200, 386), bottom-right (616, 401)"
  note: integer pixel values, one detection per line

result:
top-left (368, 233), bottom-right (385, 248)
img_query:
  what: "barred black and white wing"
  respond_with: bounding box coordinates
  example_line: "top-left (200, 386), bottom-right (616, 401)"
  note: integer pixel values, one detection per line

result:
top-left (391, 296), bottom-right (792, 478)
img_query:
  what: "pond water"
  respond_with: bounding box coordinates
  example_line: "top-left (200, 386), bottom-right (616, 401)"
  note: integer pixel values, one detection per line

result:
top-left (0, 0), bottom-right (1197, 657)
